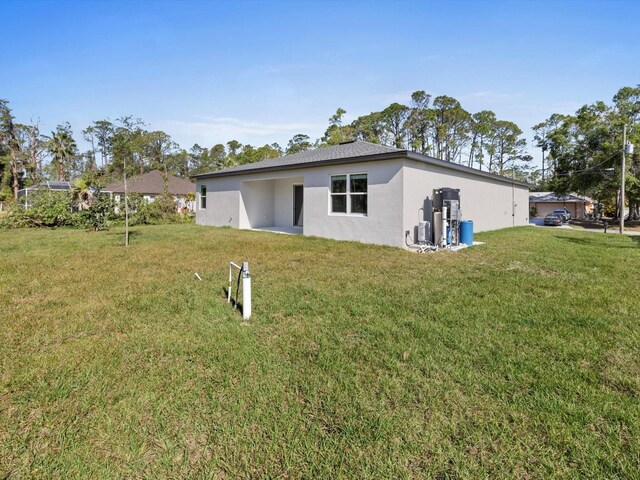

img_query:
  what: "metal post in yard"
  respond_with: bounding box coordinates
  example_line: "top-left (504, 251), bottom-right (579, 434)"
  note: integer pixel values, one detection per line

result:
top-left (228, 261), bottom-right (251, 320)
top-left (242, 261), bottom-right (251, 320)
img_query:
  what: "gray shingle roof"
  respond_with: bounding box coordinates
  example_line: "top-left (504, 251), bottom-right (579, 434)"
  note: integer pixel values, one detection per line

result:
top-left (104, 170), bottom-right (195, 195)
top-left (529, 192), bottom-right (593, 203)
top-left (193, 140), bottom-right (529, 188)
top-left (193, 141), bottom-right (402, 178)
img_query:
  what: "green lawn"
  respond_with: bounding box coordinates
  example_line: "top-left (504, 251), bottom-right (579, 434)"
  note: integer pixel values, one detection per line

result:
top-left (1, 225), bottom-right (638, 478)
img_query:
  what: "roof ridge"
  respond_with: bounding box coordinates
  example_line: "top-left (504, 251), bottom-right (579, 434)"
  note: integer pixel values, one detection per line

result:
top-left (194, 141), bottom-right (403, 178)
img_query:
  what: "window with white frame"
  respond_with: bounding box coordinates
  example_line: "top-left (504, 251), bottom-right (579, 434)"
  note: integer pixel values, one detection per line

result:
top-left (200, 185), bottom-right (207, 209)
top-left (330, 173), bottom-right (367, 215)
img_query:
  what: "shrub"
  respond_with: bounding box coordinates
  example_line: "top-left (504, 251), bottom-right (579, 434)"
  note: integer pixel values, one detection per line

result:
top-left (131, 194), bottom-right (181, 225)
top-left (0, 186), bottom-right (188, 229)
top-left (76, 193), bottom-right (115, 231)
top-left (2, 190), bottom-right (76, 228)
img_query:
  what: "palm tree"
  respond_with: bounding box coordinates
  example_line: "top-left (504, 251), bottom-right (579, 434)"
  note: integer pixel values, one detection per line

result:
top-left (47, 125), bottom-right (77, 181)
top-left (72, 178), bottom-right (94, 211)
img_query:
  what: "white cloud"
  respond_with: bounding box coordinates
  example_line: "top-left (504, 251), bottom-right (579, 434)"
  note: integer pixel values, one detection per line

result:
top-left (155, 116), bottom-right (326, 147)
top-left (166, 116), bottom-right (324, 138)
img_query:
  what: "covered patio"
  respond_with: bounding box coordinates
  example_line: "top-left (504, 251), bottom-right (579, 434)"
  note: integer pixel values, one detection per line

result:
top-left (252, 225), bottom-right (303, 235)
top-left (239, 176), bottom-right (304, 234)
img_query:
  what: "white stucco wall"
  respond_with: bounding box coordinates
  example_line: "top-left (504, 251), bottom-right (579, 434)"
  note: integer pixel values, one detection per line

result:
top-left (274, 177), bottom-right (303, 227)
top-left (531, 202), bottom-right (588, 219)
top-left (196, 177), bottom-right (241, 227)
top-left (302, 160), bottom-right (404, 247)
top-left (196, 156), bottom-right (529, 249)
top-left (196, 161), bottom-right (404, 247)
top-left (240, 179), bottom-right (274, 228)
top-left (402, 159), bottom-right (530, 240)
top-left (197, 173), bottom-right (305, 229)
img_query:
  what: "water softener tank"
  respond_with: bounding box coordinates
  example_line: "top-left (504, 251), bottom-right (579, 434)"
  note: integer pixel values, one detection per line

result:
top-left (460, 220), bottom-right (474, 245)
top-left (433, 212), bottom-right (443, 245)
top-left (417, 221), bottom-right (431, 244)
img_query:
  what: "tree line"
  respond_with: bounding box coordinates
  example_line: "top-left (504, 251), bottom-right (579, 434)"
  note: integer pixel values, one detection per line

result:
top-left (532, 85), bottom-right (640, 220)
top-left (2, 91), bottom-right (536, 202)
top-left (321, 92), bottom-right (532, 177)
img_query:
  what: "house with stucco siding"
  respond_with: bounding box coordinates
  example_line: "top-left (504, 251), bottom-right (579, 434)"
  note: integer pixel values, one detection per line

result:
top-left (529, 192), bottom-right (593, 220)
top-left (104, 170), bottom-right (196, 212)
top-left (193, 141), bottom-right (529, 249)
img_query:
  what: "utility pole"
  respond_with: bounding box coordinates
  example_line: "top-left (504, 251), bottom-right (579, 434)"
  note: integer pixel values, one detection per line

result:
top-left (541, 144), bottom-right (546, 185)
top-left (620, 124), bottom-right (626, 235)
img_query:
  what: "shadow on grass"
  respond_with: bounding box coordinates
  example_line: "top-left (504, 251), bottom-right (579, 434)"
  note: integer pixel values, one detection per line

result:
top-left (105, 230), bottom-right (142, 244)
top-left (222, 287), bottom-right (244, 316)
top-left (570, 220), bottom-right (606, 230)
top-left (555, 235), bottom-right (640, 249)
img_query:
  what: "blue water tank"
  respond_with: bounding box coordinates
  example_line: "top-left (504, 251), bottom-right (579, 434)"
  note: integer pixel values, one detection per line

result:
top-left (460, 220), bottom-right (474, 245)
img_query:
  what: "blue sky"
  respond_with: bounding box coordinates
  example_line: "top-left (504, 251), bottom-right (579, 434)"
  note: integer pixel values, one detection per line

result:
top-left (2, 0), bottom-right (639, 167)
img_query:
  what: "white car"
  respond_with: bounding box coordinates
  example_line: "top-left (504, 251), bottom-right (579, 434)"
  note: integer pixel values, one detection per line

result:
top-left (551, 209), bottom-right (571, 222)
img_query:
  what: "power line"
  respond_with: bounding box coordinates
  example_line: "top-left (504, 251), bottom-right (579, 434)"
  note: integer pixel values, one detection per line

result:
top-left (551, 150), bottom-right (621, 176)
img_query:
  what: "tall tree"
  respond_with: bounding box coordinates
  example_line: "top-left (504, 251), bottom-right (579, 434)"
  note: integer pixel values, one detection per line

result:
top-left (406, 90), bottom-right (433, 154)
top-left (82, 126), bottom-right (98, 172)
top-left (381, 103), bottom-right (410, 148)
top-left (612, 85), bottom-right (640, 219)
top-left (142, 130), bottom-right (179, 172)
top-left (188, 144), bottom-right (209, 173)
top-left (351, 112), bottom-right (384, 144)
top-left (46, 123), bottom-right (77, 181)
top-left (540, 96), bottom-right (629, 217)
top-left (24, 122), bottom-right (46, 183)
top-left (468, 110), bottom-right (496, 170)
top-left (226, 140), bottom-right (242, 158)
top-left (432, 96), bottom-right (471, 163)
top-left (322, 108), bottom-right (354, 145)
top-left (492, 120), bottom-right (529, 175)
top-left (286, 134), bottom-right (312, 155)
top-left (91, 120), bottom-right (114, 169)
top-left (109, 117), bottom-right (146, 178)
top-left (532, 113), bottom-right (566, 186)
top-left (0, 99), bottom-right (22, 198)
top-left (209, 143), bottom-right (227, 167)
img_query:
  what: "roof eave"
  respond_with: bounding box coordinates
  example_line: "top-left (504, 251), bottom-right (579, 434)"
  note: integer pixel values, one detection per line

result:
top-left (192, 149), bottom-right (529, 188)
top-left (191, 151), bottom-right (409, 179)
top-left (405, 152), bottom-right (530, 187)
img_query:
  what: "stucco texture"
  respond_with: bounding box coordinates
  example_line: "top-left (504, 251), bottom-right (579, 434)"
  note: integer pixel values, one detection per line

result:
top-left (196, 157), bottom-right (529, 249)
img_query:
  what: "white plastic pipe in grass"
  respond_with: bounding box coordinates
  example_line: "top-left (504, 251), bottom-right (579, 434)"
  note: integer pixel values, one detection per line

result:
top-left (228, 261), bottom-right (251, 320)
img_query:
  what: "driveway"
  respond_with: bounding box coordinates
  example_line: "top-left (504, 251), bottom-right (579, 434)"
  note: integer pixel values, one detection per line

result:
top-left (530, 217), bottom-right (640, 236)
top-left (529, 217), bottom-right (572, 229)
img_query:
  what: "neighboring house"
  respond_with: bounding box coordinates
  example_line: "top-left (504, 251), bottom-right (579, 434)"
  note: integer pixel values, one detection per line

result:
top-left (193, 141), bottom-right (530, 249)
top-left (104, 170), bottom-right (196, 212)
top-left (529, 192), bottom-right (593, 219)
top-left (17, 181), bottom-right (73, 210)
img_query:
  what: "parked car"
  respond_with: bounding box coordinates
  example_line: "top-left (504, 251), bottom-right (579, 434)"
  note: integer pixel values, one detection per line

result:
top-left (551, 209), bottom-right (571, 223)
top-left (544, 214), bottom-right (563, 226)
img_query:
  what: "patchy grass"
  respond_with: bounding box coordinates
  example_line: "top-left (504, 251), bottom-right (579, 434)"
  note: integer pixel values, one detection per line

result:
top-left (1, 225), bottom-right (639, 478)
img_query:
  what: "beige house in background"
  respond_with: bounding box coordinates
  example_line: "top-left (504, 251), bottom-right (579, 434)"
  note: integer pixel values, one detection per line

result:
top-left (193, 141), bottom-right (530, 250)
top-left (529, 192), bottom-right (593, 219)
top-left (104, 170), bottom-right (196, 212)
